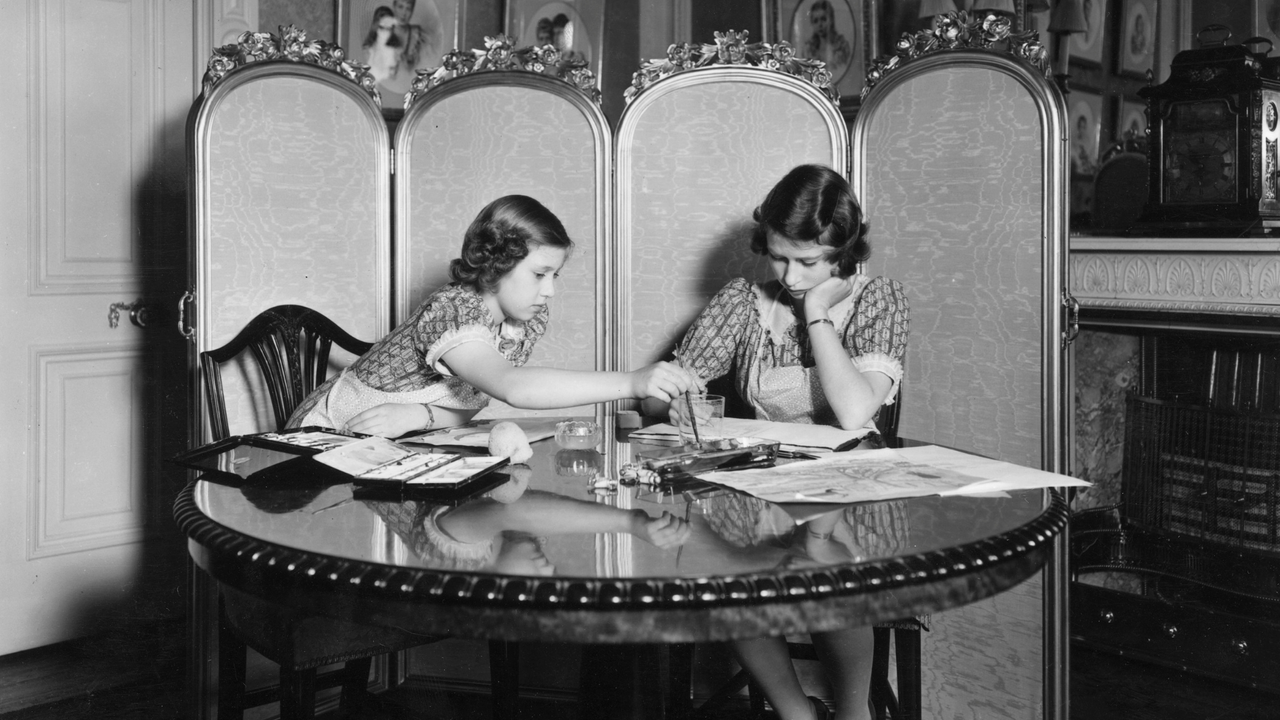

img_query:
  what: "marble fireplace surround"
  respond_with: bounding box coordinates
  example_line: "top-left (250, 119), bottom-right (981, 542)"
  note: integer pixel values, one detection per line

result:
top-left (1069, 236), bottom-right (1280, 609)
top-left (1069, 236), bottom-right (1280, 514)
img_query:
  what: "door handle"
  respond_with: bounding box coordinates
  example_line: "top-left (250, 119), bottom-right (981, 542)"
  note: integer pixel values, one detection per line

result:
top-left (1061, 292), bottom-right (1080, 347)
top-left (108, 300), bottom-right (154, 329)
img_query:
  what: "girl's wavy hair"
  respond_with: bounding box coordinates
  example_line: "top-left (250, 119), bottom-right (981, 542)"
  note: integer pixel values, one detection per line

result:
top-left (749, 164), bottom-right (870, 277)
top-left (450, 195), bottom-right (573, 292)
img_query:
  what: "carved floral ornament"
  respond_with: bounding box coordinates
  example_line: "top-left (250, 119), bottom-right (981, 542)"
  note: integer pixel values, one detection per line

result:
top-left (201, 29), bottom-right (602, 110)
top-left (407, 34), bottom-right (602, 108)
top-left (202, 25), bottom-right (380, 101)
top-left (625, 30), bottom-right (839, 106)
top-left (863, 11), bottom-right (1050, 96)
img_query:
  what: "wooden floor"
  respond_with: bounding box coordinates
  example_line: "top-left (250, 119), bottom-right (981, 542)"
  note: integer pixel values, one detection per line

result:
top-left (1, 643), bottom-right (1275, 720)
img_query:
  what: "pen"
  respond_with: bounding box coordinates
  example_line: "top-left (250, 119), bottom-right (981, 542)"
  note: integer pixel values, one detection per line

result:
top-left (777, 450), bottom-right (820, 460)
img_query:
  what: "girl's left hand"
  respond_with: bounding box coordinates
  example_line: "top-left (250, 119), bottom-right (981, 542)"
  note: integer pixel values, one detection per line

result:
top-left (804, 275), bottom-right (855, 316)
top-left (345, 403), bottom-right (430, 437)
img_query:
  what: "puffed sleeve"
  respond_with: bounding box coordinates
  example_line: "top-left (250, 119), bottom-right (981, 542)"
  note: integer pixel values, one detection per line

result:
top-left (844, 277), bottom-right (909, 404)
top-left (673, 278), bottom-right (755, 384)
top-left (421, 289), bottom-right (496, 375)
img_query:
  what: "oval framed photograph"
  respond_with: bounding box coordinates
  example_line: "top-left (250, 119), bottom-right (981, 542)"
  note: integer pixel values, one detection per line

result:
top-left (1071, 0), bottom-right (1107, 66)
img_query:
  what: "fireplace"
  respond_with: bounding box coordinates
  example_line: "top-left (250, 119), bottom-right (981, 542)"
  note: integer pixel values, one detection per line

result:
top-left (1069, 238), bottom-right (1280, 694)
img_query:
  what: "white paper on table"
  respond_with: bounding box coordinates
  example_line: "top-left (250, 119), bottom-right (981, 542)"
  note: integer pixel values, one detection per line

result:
top-left (696, 446), bottom-right (1090, 504)
top-left (628, 418), bottom-right (872, 452)
top-left (399, 417), bottom-right (562, 448)
top-left (893, 445), bottom-right (1091, 496)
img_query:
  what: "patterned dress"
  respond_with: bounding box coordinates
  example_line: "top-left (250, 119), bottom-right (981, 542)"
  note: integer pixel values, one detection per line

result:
top-left (288, 283), bottom-right (546, 430)
top-left (675, 275), bottom-right (909, 429)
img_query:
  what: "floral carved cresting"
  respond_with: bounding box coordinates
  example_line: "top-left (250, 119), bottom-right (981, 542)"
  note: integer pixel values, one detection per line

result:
top-left (863, 11), bottom-right (1049, 97)
top-left (202, 25), bottom-right (380, 102)
top-left (624, 30), bottom-right (839, 106)
top-left (406, 34), bottom-right (601, 109)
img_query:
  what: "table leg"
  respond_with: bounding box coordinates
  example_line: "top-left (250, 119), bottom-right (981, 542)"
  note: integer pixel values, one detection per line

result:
top-left (489, 640), bottom-right (520, 720)
top-left (577, 644), bottom-right (666, 720)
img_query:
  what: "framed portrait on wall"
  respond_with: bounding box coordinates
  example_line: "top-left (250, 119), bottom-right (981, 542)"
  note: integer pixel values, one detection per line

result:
top-left (1118, 0), bottom-right (1156, 78)
top-left (337, 0), bottom-right (462, 109)
top-left (1117, 97), bottom-right (1147, 141)
top-left (1071, 0), bottom-right (1107, 67)
top-left (766, 0), bottom-right (866, 107)
top-left (1069, 89), bottom-right (1105, 177)
top-left (505, 1), bottom-right (604, 78)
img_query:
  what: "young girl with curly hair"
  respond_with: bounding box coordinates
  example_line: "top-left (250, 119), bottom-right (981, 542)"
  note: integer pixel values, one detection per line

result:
top-left (290, 195), bottom-right (699, 437)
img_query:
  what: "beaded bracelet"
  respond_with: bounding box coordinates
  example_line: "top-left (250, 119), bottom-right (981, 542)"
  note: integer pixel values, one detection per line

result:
top-left (806, 318), bottom-right (835, 330)
top-left (421, 403), bottom-right (435, 430)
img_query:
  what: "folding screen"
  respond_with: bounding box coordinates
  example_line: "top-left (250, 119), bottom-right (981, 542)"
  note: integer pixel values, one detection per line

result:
top-left (851, 17), bottom-right (1070, 720)
top-left (613, 44), bottom-right (847, 395)
top-left (188, 29), bottom-right (391, 438)
top-left (395, 67), bottom-right (610, 418)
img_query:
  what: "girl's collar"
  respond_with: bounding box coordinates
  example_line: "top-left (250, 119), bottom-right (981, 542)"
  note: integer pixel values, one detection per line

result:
top-left (753, 276), bottom-right (865, 342)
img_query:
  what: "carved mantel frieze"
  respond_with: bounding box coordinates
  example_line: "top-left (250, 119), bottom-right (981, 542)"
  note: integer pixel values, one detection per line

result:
top-left (1070, 238), bottom-right (1280, 317)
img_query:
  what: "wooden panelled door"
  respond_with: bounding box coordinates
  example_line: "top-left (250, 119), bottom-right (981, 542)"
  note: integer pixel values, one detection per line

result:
top-left (0, 0), bottom-right (195, 657)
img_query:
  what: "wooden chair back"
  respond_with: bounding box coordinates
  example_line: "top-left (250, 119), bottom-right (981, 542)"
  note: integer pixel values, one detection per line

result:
top-left (199, 305), bottom-right (373, 441)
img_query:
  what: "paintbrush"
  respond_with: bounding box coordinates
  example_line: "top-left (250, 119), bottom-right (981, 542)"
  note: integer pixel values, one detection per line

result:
top-left (684, 391), bottom-right (701, 445)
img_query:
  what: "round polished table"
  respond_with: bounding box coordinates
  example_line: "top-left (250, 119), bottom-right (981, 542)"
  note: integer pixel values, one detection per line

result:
top-left (176, 421), bottom-right (1069, 646)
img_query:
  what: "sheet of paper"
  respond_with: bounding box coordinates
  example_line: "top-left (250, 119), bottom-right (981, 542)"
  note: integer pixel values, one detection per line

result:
top-left (696, 446), bottom-right (1090, 505)
top-left (628, 418), bottom-right (872, 452)
top-left (400, 417), bottom-right (563, 448)
top-left (893, 445), bottom-right (1091, 495)
top-left (697, 448), bottom-right (983, 503)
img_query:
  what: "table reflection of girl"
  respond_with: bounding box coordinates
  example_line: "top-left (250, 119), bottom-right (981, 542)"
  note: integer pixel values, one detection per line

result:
top-left (696, 492), bottom-right (919, 720)
top-left (365, 468), bottom-right (691, 575)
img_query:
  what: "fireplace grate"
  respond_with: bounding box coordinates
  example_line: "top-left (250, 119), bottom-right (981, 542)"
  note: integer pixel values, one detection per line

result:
top-left (1123, 395), bottom-right (1280, 556)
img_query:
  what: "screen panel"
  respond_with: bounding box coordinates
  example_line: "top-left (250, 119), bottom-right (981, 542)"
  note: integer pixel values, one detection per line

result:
top-left (857, 61), bottom-right (1055, 470)
top-left (191, 64), bottom-right (391, 436)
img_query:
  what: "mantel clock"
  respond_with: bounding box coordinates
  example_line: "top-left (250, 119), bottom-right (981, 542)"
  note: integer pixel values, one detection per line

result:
top-left (1137, 36), bottom-right (1280, 235)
